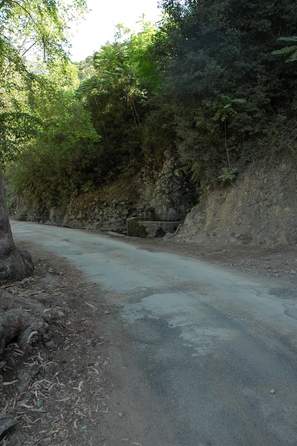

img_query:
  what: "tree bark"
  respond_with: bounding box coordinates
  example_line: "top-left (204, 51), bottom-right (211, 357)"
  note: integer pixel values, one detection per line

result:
top-left (0, 173), bottom-right (33, 282)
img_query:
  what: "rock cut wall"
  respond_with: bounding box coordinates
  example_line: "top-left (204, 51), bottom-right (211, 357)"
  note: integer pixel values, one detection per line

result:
top-left (13, 153), bottom-right (196, 236)
top-left (177, 157), bottom-right (297, 247)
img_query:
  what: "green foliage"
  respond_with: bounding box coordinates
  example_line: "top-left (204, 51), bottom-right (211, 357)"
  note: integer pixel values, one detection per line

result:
top-left (272, 37), bottom-right (297, 63)
top-left (157, 0), bottom-right (297, 182)
top-left (9, 22), bottom-right (162, 206)
top-left (212, 96), bottom-right (247, 168)
top-left (6, 0), bottom-right (297, 211)
top-left (0, 0), bottom-right (86, 64)
top-left (218, 167), bottom-right (239, 186)
top-left (0, 111), bottom-right (41, 163)
top-left (10, 70), bottom-right (100, 207)
top-left (0, 0), bottom-right (86, 164)
top-left (76, 23), bottom-right (162, 176)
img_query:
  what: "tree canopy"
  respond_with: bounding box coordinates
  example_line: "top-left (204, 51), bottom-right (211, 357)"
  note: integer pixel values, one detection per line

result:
top-left (0, 0), bottom-right (86, 163)
top-left (2, 0), bottom-right (297, 211)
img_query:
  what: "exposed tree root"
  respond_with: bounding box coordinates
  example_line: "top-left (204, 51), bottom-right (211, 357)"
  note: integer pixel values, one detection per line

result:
top-left (0, 248), bottom-right (34, 283)
top-left (0, 309), bottom-right (47, 357)
top-left (0, 172), bottom-right (34, 283)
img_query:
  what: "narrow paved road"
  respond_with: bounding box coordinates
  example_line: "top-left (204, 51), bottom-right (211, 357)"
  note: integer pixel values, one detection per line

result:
top-left (13, 221), bottom-right (297, 446)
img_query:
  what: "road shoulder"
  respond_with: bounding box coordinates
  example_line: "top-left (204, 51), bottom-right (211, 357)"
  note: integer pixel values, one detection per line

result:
top-left (0, 242), bottom-right (112, 446)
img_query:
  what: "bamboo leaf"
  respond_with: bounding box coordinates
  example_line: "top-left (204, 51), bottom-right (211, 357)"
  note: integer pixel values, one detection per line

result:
top-left (272, 46), bottom-right (296, 56)
top-left (278, 36), bottom-right (297, 44)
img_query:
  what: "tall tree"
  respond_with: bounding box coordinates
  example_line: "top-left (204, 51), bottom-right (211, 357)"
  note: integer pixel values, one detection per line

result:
top-left (0, 175), bottom-right (33, 280)
top-left (0, 0), bottom-right (85, 281)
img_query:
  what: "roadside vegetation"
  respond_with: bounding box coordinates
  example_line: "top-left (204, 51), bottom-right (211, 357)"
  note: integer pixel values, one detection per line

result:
top-left (3, 0), bottom-right (297, 212)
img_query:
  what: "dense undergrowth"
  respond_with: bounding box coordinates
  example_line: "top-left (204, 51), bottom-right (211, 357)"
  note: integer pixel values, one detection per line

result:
top-left (2, 0), bottom-right (297, 210)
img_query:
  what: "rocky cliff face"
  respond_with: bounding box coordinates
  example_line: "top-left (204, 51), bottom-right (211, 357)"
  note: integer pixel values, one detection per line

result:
top-left (177, 157), bottom-right (297, 247)
top-left (11, 153), bottom-right (297, 247)
top-left (14, 153), bottom-right (195, 235)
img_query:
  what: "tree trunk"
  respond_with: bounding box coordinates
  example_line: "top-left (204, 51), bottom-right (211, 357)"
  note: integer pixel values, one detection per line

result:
top-left (0, 173), bottom-right (33, 282)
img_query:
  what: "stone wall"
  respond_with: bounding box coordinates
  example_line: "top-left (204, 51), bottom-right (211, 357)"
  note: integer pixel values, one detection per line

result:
top-left (13, 153), bottom-right (196, 236)
top-left (177, 157), bottom-right (297, 247)
top-left (127, 218), bottom-right (181, 238)
top-left (138, 151), bottom-right (194, 222)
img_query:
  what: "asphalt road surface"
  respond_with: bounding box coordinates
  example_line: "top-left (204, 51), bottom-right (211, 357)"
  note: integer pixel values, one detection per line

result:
top-left (13, 221), bottom-right (297, 446)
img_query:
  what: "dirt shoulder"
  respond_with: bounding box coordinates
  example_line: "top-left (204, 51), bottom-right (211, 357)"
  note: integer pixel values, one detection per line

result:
top-left (107, 232), bottom-right (297, 285)
top-left (0, 242), bottom-right (113, 446)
